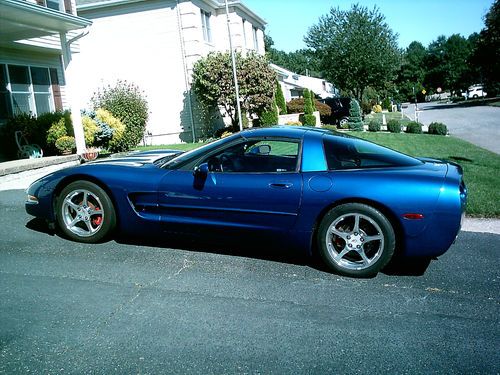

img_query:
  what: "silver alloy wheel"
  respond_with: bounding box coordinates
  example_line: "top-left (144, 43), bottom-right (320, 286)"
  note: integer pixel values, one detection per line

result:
top-left (339, 118), bottom-right (349, 127)
top-left (325, 213), bottom-right (384, 271)
top-left (61, 189), bottom-right (105, 238)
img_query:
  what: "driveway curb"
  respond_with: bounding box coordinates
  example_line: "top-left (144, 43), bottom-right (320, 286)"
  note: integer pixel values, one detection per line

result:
top-left (0, 154), bottom-right (79, 177)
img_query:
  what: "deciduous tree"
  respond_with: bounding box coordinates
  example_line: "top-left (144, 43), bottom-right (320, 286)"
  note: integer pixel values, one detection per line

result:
top-left (304, 4), bottom-right (400, 101)
top-left (192, 52), bottom-right (276, 129)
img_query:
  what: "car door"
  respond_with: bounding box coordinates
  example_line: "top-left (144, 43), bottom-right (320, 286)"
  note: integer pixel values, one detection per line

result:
top-left (157, 137), bottom-right (302, 233)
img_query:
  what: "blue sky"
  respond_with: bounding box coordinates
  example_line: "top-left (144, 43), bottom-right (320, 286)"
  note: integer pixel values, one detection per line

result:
top-left (243, 0), bottom-right (495, 52)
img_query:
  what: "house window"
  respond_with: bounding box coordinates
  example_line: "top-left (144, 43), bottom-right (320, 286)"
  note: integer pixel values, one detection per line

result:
top-left (201, 9), bottom-right (212, 43)
top-left (242, 19), bottom-right (247, 48)
top-left (46, 0), bottom-right (60, 11)
top-left (0, 64), bottom-right (57, 121)
top-left (252, 26), bottom-right (259, 50)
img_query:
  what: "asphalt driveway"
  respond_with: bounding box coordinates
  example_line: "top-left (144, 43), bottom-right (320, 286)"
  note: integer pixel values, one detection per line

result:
top-left (406, 102), bottom-right (500, 154)
top-left (0, 188), bottom-right (499, 374)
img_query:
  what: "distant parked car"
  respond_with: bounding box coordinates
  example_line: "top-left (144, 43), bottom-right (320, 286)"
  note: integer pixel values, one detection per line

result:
top-left (321, 97), bottom-right (351, 127)
top-left (466, 84), bottom-right (487, 99)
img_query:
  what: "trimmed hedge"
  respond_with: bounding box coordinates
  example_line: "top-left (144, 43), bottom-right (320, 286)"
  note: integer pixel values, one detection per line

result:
top-left (368, 120), bottom-right (381, 132)
top-left (386, 119), bottom-right (401, 133)
top-left (405, 121), bottom-right (423, 134)
top-left (428, 122), bottom-right (448, 135)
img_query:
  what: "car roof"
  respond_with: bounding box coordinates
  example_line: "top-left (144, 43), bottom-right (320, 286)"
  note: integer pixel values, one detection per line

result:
top-left (238, 125), bottom-right (332, 139)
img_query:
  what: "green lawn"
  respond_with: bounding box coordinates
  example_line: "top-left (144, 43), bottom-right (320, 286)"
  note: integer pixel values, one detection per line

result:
top-left (136, 132), bottom-right (499, 218)
top-left (351, 132), bottom-right (500, 218)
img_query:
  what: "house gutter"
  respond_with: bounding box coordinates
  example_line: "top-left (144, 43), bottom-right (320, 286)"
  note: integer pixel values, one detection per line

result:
top-left (176, 0), bottom-right (196, 143)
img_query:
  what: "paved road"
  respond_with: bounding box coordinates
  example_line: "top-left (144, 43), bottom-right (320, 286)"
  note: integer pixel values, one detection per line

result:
top-left (405, 102), bottom-right (500, 154)
top-left (1, 189), bottom-right (499, 374)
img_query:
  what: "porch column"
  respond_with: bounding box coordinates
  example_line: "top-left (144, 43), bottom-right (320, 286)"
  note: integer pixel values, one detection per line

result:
top-left (60, 32), bottom-right (86, 155)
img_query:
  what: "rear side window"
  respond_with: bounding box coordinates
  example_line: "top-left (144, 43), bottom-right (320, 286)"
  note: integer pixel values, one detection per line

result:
top-left (323, 135), bottom-right (422, 170)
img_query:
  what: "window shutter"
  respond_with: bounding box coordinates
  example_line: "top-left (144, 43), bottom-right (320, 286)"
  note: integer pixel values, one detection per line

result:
top-left (49, 68), bottom-right (63, 111)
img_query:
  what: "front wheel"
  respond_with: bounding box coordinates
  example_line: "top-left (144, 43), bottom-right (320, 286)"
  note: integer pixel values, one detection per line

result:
top-left (317, 203), bottom-right (395, 277)
top-left (56, 181), bottom-right (116, 243)
top-left (338, 117), bottom-right (349, 128)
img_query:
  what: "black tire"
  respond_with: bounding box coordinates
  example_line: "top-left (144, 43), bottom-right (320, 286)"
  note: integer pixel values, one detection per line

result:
top-left (56, 181), bottom-right (116, 243)
top-left (317, 203), bottom-right (395, 277)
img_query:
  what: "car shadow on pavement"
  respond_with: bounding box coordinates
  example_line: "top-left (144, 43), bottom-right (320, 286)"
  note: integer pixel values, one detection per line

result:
top-left (25, 217), bottom-right (56, 236)
top-left (25, 217), bottom-right (432, 277)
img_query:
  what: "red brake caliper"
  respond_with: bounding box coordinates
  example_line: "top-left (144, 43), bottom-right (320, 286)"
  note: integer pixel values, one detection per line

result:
top-left (92, 207), bottom-right (102, 226)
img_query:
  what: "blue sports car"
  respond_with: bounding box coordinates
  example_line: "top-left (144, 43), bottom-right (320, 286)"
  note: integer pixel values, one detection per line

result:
top-left (25, 126), bottom-right (467, 277)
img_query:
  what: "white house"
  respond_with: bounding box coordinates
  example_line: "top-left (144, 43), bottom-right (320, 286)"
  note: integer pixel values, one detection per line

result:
top-left (0, 0), bottom-right (91, 142)
top-left (271, 63), bottom-right (338, 102)
top-left (73, 0), bottom-right (266, 144)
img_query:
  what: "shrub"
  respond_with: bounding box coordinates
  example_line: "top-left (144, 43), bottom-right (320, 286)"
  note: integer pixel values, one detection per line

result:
top-left (95, 109), bottom-right (125, 151)
top-left (387, 119), bottom-right (402, 133)
top-left (372, 104), bottom-right (382, 113)
top-left (382, 98), bottom-right (391, 111)
top-left (46, 118), bottom-right (67, 147)
top-left (82, 115), bottom-right (100, 146)
top-left (55, 136), bottom-right (76, 154)
top-left (91, 80), bottom-right (149, 152)
top-left (0, 111), bottom-right (73, 159)
top-left (347, 99), bottom-right (363, 131)
top-left (259, 104), bottom-right (278, 127)
top-left (285, 121), bottom-right (302, 126)
top-left (368, 120), bottom-right (381, 132)
top-left (428, 122), bottom-right (448, 135)
top-left (286, 98), bottom-right (331, 121)
top-left (405, 121), bottom-right (423, 134)
top-left (303, 114), bottom-right (317, 126)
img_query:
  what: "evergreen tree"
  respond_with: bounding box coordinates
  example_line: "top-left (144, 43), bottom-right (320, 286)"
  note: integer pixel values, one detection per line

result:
top-left (276, 81), bottom-right (287, 114)
top-left (303, 89), bottom-right (316, 126)
top-left (310, 90), bottom-right (317, 111)
top-left (347, 99), bottom-right (364, 131)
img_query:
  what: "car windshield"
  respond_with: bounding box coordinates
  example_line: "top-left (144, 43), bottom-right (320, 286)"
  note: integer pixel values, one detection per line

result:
top-left (160, 135), bottom-right (241, 169)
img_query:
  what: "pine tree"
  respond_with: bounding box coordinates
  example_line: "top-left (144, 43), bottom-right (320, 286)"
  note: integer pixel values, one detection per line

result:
top-left (347, 98), bottom-right (364, 131)
top-left (275, 81), bottom-right (287, 114)
top-left (303, 89), bottom-right (316, 126)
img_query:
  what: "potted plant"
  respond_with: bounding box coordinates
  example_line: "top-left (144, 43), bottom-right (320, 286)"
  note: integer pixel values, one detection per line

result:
top-left (81, 147), bottom-right (100, 162)
top-left (55, 136), bottom-right (76, 155)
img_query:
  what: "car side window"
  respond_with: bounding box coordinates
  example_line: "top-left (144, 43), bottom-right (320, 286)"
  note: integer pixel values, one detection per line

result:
top-left (323, 135), bottom-right (421, 170)
top-left (203, 139), bottom-right (300, 173)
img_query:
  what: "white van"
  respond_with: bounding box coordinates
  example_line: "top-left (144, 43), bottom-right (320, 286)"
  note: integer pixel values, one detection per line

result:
top-left (467, 84), bottom-right (487, 99)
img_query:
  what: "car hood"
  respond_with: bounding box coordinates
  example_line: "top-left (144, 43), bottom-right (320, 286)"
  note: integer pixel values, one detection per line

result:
top-left (88, 149), bottom-right (183, 167)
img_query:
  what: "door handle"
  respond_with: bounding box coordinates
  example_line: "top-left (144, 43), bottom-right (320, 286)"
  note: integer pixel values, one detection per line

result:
top-left (269, 182), bottom-right (293, 189)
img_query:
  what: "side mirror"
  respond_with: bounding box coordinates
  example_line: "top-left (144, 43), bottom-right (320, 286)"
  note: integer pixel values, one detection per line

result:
top-left (193, 162), bottom-right (209, 177)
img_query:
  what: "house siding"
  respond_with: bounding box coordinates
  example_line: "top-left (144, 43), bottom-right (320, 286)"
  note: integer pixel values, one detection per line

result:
top-left (76, 0), bottom-right (266, 144)
top-left (75, 0), bottom-right (193, 144)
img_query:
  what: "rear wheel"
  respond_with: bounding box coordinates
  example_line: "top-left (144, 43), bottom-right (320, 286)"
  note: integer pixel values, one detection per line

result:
top-left (56, 181), bottom-right (116, 243)
top-left (318, 203), bottom-right (395, 277)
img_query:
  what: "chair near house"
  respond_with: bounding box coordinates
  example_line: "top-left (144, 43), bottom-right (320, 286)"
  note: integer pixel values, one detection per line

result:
top-left (15, 131), bottom-right (43, 159)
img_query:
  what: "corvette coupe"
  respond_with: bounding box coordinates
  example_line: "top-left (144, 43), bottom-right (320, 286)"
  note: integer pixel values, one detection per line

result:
top-left (25, 126), bottom-right (467, 277)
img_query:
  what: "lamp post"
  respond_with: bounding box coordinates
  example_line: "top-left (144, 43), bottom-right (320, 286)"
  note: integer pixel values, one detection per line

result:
top-left (225, 0), bottom-right (243, 131)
